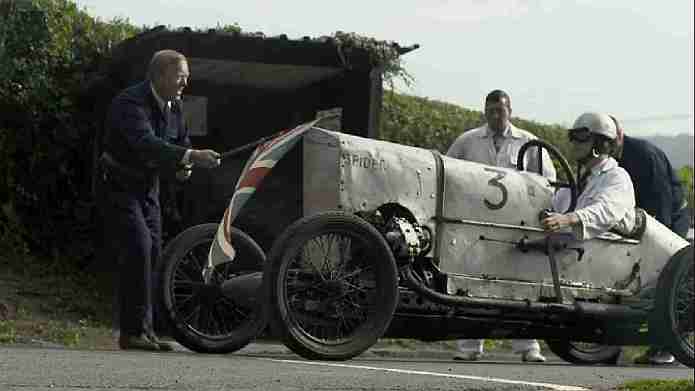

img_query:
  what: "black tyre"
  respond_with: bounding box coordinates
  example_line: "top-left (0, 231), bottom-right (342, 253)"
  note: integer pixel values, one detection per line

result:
top-left (545, 340), bottom-right (621, 365)
top-left (264, 211), bottom-right (399, 361)
top-left (159, 223), bottom-right (266, 353)
top-left (653, 245), bottom-right (694, 368)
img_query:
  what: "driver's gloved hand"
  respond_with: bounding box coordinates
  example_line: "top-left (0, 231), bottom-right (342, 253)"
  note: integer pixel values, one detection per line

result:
top-left (538, 209), bottom-right (554, 222)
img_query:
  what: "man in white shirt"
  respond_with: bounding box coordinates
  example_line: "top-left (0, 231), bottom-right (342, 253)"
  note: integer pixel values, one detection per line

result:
top-left (446, 90), bottom-right (555, 362)
top-left (447, 92), bottom-right (556, 180)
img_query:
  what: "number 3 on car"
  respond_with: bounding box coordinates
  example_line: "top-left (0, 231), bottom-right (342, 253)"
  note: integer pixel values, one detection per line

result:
top-left (483, 168), bottom-right (508, 210)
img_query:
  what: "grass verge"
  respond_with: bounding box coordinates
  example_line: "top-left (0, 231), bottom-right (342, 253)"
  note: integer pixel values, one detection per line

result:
top-left (0, 252), bottom-right (115, 349)
top-left (617, 379), bottom-right (694, 391)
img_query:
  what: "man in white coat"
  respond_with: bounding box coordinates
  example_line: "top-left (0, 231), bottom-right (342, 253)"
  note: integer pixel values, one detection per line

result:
top-left (446, 89), bottom-right (556, 362)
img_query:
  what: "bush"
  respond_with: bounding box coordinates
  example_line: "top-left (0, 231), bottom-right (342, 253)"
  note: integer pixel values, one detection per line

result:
top-left (677, 166), bottom-right (693, 212)
top-left (379, 91), bottom-right (484, 152)
top-left (0, 0), bottom-right (139, 264)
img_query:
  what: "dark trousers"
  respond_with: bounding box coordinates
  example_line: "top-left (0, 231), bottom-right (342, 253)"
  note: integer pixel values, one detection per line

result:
top-left (99, 176), bottom-right (162, 337)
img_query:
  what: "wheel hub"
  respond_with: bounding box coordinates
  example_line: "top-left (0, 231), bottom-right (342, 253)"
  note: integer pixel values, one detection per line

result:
top-left (322, 280), bottom-right (347, 296)
top-left (198, 283), bottom-right (224, 305)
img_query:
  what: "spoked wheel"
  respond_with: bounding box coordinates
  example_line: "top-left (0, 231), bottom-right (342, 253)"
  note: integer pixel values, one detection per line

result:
top-left (545, 340), bottom-right (621, 365)
top-left (653, 245), bottom-right (694, 368)
top-left (264, 211), bottom-right (399, 361)
top-left (159, 223), bottom-right (266, 353)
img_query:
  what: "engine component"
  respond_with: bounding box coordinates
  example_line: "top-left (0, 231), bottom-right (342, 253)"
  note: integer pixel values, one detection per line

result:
top-left (383, 216), bottom-right (431, 259)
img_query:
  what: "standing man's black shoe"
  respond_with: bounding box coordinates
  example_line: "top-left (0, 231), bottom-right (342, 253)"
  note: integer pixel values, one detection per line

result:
top-left (119, 334), bottom-right (160, 351)
top-left (147, 334), bottom-right (175, 352)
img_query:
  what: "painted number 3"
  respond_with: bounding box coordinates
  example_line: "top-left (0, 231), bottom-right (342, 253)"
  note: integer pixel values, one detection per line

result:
top-left (483, 168), bottom-right (508, 210)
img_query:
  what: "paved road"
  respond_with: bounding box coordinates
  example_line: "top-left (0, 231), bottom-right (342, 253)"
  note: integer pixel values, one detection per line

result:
top-left (0, 343), bottom-right (692, 391)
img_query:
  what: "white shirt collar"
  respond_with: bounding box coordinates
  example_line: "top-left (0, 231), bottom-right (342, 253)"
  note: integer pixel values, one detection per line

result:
top-left (482, 123), bottom-right (520, 139)
top-left (587, 157), bottom-right (618, 177)
top-left (150, 82), bottom-right (170, 112)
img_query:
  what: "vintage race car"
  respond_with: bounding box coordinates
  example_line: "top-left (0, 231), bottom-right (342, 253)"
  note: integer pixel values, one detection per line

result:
top-left (158, 120), bottom-right (693, 367)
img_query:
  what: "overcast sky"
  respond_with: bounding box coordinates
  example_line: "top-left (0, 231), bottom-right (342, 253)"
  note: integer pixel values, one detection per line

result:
top-left (75, 0), bottom-right (694, 136)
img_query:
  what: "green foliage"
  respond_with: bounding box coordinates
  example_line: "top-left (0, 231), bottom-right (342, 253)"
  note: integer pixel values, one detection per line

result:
top-left (184, 25), bottom-right (413, 88)
top-left (215, 23), bottom-right (242, 34)
top-left (0, 320), bottom-right (18, 343)
top-left (332, 31), bottom-right (413, 89)
top-left (379, 91), bottom-right (483, 152)
top-left (0, 0), bottom-right (140, 263)
top-left (181, 22), bottom-right (411, 87)
top-left (0, 246), bottom-right (113, 347)
top-left (379, 91), bottom-right (572, 158)
top-left (618, 379), bottom-right (694, 391)
top-left (0, 319), bottom-right (85, 346)
top-left (677, 166), bottom-right (694, 211)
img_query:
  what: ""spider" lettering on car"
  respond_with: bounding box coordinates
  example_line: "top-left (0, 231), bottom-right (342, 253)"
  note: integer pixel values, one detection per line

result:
top-left (341, 153), bottom-right (387, 170)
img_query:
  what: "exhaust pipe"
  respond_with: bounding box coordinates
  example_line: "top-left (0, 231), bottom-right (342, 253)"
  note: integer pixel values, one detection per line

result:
top-left (401, 265), bottom-right (647, 320)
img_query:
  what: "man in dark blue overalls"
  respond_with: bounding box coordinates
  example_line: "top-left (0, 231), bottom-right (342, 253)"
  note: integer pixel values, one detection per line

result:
top-left (99, 49), bottom-right (221, 351)
top-left (611, 115), bottom-right (690, 365)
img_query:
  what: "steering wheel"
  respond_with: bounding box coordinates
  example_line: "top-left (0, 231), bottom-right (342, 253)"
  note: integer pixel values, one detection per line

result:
top-left (516, 139), bottom-right (578, 213)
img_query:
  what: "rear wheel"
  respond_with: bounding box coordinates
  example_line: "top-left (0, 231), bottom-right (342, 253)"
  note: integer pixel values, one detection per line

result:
top-left (159, 223), bottom-right (266, 353)
top-left (264, 211), bottom-right (399, 361)
top-left (545, 340), bottom-right (621, 365)
top-left (653, 245), bottom-right (694, 368)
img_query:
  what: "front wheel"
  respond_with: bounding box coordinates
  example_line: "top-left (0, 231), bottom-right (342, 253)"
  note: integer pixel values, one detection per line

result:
top-left (545, 340), bottom-right (621, 365)
top-left (159, 223), bottom-right (266, 354)
top-left (264, 211), bottom-right (399, 361)
top-left (653, 245), bottom-right (694, 368)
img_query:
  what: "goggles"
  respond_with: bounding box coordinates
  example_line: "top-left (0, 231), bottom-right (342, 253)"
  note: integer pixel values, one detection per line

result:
top-left (568, 127), bottom-right (593, 143)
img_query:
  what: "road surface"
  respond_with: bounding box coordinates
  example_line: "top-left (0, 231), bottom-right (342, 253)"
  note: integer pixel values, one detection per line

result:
top-left (1, 343), bottom-right (693, 391)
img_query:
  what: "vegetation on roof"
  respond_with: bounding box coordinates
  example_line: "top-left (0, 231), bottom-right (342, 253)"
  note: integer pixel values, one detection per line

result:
top-left (332, 31), bottom-right (413, 88)
top-left (145, 24), bottom-right (414, 87)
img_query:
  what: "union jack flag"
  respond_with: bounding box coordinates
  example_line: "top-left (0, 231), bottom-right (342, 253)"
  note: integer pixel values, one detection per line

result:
top-left (208, 119), bottom-right (320, 266)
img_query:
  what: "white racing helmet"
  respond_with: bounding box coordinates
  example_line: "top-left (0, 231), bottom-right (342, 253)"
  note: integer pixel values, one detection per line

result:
top-left (571, 112), bottom-right (617, 140)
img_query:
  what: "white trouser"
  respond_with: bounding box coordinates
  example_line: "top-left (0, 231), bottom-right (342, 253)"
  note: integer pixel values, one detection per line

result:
top-left (457, 339), bottom-right (541, 354)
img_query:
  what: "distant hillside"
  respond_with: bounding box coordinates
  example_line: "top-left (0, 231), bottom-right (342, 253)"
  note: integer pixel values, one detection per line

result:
top-left (642, 134), bottom-right (694, 169)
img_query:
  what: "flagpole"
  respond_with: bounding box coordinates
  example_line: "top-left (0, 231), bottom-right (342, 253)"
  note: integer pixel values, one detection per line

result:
top-left (220, 130), bottom-right (287, 160)
top-left (220, 114), bottom-right (340, 161)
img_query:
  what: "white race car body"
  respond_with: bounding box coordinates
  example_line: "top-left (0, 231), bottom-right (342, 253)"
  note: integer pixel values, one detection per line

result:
top-left (303, 127), bottom-right (689, 303)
